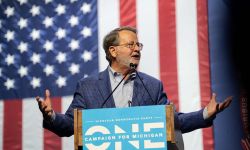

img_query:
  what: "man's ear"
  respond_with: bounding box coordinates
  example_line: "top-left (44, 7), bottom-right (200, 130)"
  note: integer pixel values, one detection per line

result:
top-left (109, 46), bottom-right (117, 58)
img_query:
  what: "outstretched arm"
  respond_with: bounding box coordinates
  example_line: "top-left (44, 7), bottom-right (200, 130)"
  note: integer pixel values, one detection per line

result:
top-left (178, 93), bottom-right (233, 133)
top-left (36, 89), bottom-right (74, 137)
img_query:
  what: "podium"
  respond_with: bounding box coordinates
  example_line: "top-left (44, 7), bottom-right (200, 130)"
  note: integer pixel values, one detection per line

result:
top-left (74, 104), bottom-right (177, 150)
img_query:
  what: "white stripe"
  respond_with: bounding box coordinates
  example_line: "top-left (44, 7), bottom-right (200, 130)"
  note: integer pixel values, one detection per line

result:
top-left (98, 0), bottom-right (120, 72)
top-left (22, 98), bottom-right (43, 150)
top-left (0, 100), bottom-right (3, 150)
top-left (176, 0), bottom-right (203, 150)
top-left (62, 96), bottom-right (74, 150)
top-left (136, 0), bottom-right (160, 79)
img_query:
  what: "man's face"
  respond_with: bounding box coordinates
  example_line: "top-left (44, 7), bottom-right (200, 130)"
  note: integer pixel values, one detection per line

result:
top-left (111, 30), bottom-right (141, 69)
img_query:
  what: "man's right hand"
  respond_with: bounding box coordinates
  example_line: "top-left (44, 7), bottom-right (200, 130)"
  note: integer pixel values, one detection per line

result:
top-left (36, 89), bottom-right (53, 120)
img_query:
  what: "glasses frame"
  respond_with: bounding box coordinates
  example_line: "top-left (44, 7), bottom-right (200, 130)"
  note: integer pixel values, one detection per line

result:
top-left (115, 42), bottom-right (143, 50)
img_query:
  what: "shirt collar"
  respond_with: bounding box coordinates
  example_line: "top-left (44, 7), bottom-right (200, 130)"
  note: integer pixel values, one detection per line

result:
top-left (108, 66), bottom-right (121, 77)
top-left (108, 66), bottom-right (136, 82)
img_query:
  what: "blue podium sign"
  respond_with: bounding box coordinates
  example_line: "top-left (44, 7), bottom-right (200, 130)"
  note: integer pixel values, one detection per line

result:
top-left (82, 105), bottom-right (167, 150)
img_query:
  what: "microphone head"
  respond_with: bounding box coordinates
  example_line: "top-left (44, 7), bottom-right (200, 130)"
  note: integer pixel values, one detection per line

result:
top-left (130, 63), bottom-right (138, 69)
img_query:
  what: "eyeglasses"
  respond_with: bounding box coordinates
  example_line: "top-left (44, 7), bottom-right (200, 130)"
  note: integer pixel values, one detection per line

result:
top-left (116, 42), bottom-right (143, 50)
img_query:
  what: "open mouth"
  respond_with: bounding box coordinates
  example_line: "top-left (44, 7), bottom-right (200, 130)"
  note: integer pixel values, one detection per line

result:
top-left (131, 54), bottom-right (140, 59)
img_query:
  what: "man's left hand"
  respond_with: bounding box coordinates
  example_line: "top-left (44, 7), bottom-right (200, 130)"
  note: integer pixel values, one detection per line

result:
top-left (207, 93), bottom-right (233, 118)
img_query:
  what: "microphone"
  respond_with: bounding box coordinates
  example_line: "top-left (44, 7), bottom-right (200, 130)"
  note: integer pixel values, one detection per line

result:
top-left (101, 66), bottom-right (134, 108)
top-left (128, 100), bottom-right (132, 107)
top-left (129, 63), bottom-right (155, 105)
top-left (130, 63), bottom-right (137, 69)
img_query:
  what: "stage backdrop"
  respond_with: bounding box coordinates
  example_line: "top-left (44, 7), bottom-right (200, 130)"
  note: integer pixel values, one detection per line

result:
top-left (0, 0), bottom-right (245, 150)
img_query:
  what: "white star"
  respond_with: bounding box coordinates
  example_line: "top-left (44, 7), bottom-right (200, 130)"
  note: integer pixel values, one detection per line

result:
top-left (18, 65), bottom-right (28, 77)
top-left (84, 74), bottom-right (88, 78)
top-left (45, 0), bottom-right (53, 4)
top-left (43, 40), bottom-right (53, 52)
top-left (55, 4), bottom-right (66, 15)
top-left (56, 76), bottom-right (66, 88)
top-left (30, 77), bottom-right (41, 89)
top-left (81, 3), bottom-right (91, 14)
top-left (69, 63), bottom-right (80, 75)
top-left (4, 78), bottom-right (15, 90)
top-left (55, 28), bottom-right (66, 39)
top-left (43, 64), bottom-right (54, 76)
top-left (0, 20), bottom-right (2, 28)
top-left (4, 6), bottom-right (15, 18)
top-left (69, 39), bottom-right (79, 51)
top-left (70, 0), bottom-right (77, 3)
top-left (5, 54), bottom-right (15, 66)
top-left (0, 68), bottom-right (2, 77)
top-left (68, 15), bottom-right (79, 27)
top-left (82, 50), bottom-right (92, 62)
top-left (30, 29), bottom-right (40, 41)
top-left (30, 53), bottom-right (41, 64)
top-left (81, 26), bottom-right (92, 38)
top-left (17, 0), bottom-right (27, 5)
top-left (18, 42), bottom-right (28, 53)
top-left (56, 52), bottom-right (66, 63)
top-left (0, 44), bottom-right (2, 53)
top-left (18, 18), bottom-right (28, 29)
top-left (43, 16), bottom-right (53, 28)
top-left (30, 5), bottom-right (40, 16)
top-left (4, 30), bottom-right (15, 42)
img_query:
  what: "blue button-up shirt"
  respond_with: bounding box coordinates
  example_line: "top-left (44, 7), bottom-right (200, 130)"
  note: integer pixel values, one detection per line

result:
top-left (108, 66), bottom-right (136, 108)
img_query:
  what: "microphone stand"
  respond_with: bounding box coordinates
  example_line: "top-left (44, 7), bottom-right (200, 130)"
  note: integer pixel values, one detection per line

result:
top-left (130, 63), bottom-right (155, 105)
top-left (101, 68), bottom-right (132, 108)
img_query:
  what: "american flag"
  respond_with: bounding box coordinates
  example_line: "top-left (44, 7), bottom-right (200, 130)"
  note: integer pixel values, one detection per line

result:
top-left (0, 0), bottom-right (214, 149)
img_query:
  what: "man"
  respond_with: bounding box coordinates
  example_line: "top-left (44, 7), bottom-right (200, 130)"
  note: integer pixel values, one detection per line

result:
top-left (37, 26), bottom-right (232, 147)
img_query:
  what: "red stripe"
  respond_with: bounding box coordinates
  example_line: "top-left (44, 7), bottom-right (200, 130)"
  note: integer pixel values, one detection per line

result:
top-left (158, 0), bottom-right (179, 111)
top-left (197, 0), bottom-right (214, 149)
top-left (44, 97), bottom-right (62, 150)
top-left (119, 0), bottom-right (137, 27)
top-left (3, 100), bottom-right (22, 150)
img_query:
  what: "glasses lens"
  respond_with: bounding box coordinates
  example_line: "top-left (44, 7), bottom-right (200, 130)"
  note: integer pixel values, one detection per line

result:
top-left (127, 43), bottom-right (134, 49)
top-left (136, 42), bottom-right (143, 50)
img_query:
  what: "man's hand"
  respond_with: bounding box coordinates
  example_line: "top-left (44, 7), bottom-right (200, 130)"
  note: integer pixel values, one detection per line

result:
top-left (36, 89), bottom-right (53, 120)
top-left (207, 93), bottom-right (233, 118)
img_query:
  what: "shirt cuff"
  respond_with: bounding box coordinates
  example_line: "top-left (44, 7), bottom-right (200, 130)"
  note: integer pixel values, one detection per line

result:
top-left (44, 110), bottom-right (56, 123)
top-left (51, 110), bottom-right (56, 121)
top-left (203, 107), bottom-right (209, 120)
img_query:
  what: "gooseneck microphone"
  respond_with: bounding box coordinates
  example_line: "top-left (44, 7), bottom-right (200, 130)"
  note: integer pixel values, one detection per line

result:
top-left (101, 66), bottom-right (133, 108)
top-left (130, 63), bottom-right (155, 105)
